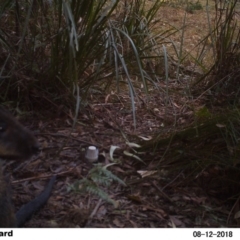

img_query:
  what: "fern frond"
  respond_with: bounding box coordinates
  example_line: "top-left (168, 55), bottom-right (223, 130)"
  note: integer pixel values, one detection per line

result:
top-left (85, 182), bottom-right (116, 206)
top-left (102, 167), bottom-right (126, 186)
top-left (91, 174), bottom-right (112, 187)
top-left (69, 163), bottom-right (125, 206)
top-left (89, 164), bottom-right (126, 186)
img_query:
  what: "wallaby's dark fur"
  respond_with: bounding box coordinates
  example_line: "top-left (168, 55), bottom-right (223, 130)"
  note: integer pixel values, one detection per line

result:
top-left (0, 107), bottom-right (39, 159)
top-left (0, 106), bottom-right (55, 227)
top-left (0, 169), bottom-right (16, 227)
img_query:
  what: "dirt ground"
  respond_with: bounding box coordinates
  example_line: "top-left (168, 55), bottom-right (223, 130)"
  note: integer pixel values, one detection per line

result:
top-left (9, 84), bottom-right (233, 227)
top-left (9, 83), bottom-right (234, 227)
top-left (5, 1), bottom-right (240, 228)
top-left (9, 92), bottom-right (227, 227)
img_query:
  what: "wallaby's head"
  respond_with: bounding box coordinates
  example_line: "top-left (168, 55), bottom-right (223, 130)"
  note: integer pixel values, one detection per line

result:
top-left (0, 106), bottom-right (39, 159)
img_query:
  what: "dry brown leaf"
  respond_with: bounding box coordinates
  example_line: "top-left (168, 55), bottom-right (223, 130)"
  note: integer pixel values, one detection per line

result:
top-left (137, 170), bottom-right (158, 178)
top-left (113, 218), bottom-right (125, 227)
top-left (169, 215), bottom-right (184, 227)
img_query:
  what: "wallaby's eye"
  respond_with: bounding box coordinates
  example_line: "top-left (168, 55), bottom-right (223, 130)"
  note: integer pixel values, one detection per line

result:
top-left (0, 122), bottom-right (7, 132)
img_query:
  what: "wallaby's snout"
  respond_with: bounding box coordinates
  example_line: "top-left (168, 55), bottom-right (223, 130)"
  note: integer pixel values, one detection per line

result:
top-left (0, 107), bottom-right (40, 159)
top-left (13, 127), bottom-right (40, 158)
top-left (0, 106), bottom-right (55, 228)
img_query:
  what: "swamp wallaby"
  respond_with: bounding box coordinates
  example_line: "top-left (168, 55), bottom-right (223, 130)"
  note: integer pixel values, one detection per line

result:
top-left (0, 106), bottom-right (55, 227)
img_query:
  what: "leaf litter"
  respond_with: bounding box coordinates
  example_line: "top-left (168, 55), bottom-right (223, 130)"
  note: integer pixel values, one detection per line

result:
top-left (7, 79), bottom-right (234, 228)
top-left (7, 3), bottom-right (240, 228)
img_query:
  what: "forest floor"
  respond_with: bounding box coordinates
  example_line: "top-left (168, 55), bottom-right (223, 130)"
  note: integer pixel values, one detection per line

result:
top-left (6, 2), bottom-right (240, 227)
